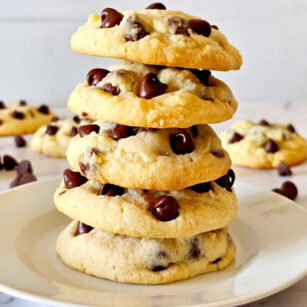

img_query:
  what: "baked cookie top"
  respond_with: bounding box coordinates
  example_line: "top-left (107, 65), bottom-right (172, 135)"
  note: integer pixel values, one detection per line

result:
top-left (31, 116), bottom-right (92, 158)
top-left (57, 220), bottom-right (235, 284)
top-left (220, 120), bottom-right (307, 168)
top-left (71, 6), bottom-right (242, 70)
top-left (0, 100), bottom-right (54, 135)
top-left (66, 121), bottom-right (231, 190)
top-left (68, 61), bottom-right (237, 128)
top-left (54, 169), bottom-right (237, 238)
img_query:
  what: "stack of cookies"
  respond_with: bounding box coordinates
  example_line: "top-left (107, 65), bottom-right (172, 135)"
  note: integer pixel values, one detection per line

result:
top-left (54, 3), bottom-right (242, 284)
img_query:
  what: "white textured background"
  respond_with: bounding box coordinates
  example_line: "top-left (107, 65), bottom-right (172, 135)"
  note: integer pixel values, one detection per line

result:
top-left (0, 0), bottom-right (306, 106)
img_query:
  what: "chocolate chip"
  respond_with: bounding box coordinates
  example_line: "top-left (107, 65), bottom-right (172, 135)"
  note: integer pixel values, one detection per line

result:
top-left (102, 83), bottom-right (121, 95)
top-left (189, 19), bottom-right (211, 37)
top-left (170, 132), bottom-right (194, 155)
top-left (45, 125), bottom-right (59, 136)
top-left (14, 135), bottom-right (26, 147)
top-left (189, 182), bottom-right (212, 193)
top-left (37, 104), bottom-right (50, 114)
top-left (51, 116), bottom-right (60, 122)
top-left (17, 160), bottom-right (33, 175)
top-left (90, 148), bottom-right (100, 156)
top-left (148, 195), bottom-right (179, 221)
top-left (189, 239), bottom-right (200, 259)
top-left (168, 17), bottom-right (190, 36)
top-left (259, 119), bottom-right (270, 126)
top-left (73, 115), bottom-right (80, 124)
top-left (70, 126), bottom-right (78, 137)
top-left (287, 124), bottom-right (296, 133)
top-left (191, 69), bottom-right (212, 86)
top-left (12, 111), bottom-right (24, 119)
top-left (75, 221), bottom-right (93, 236)
top-left (108, 124), bottom-right (135, 140)
top-left (3, 155), bottom-right (18, 170)
top-left (0, 101), bottom-right (6, 109)
top-left (63, 169), bottom-right (87, 189)
top-left (146, 2), bottom-right (166, 9)
top-left (81, 112), bottom-right (88, 117)
top-left (151, 265), bottom-right (167, 272)
top-left (87, 68), bottom-right (109, 86)
top-left (80, 163), bottom-right (90, 176)
top-left (212, 257), bottom-right (222, 264)
top-left (211, 150), bottom-right (225, 158)
top-left (272, 181), bottom-right (298, 200)
top-left (211, 25), bottom-right (219, 30)
top-left (10, 172), bottom-right (37, 188)
top-left (215, 169), bottom-right (235, 192)
top-left (264, 139), bottom-right (278, 153)
top-left (137, 73), bottom-right (167, 99)
top-left (0, 119), bottom-right (2, 126)
top-left (190, 126), bottom-right (198, 137)
top-left (101, 8), bottom-right (123, 28)
top-left (277, 161), bottom-right (292, 176)
top-left (19, 100), bottom-right (27, 106)
top-left (125, 16), bottom-right (149, 41)
top-left (59, 190), bottom-right (67, 196)
top-left (78, 124), bottom-right (100, 137)
top-left (229, 132), bottom-right (243, 144)
top-left (98, 184), bottom-right (125, 196)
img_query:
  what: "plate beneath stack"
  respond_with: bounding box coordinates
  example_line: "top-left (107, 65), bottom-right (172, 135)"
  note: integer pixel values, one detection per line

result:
top-left (0, 178), bottom-right (306, 307)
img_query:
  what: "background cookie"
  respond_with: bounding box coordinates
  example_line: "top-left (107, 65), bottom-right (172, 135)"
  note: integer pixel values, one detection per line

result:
top-left (66, 121), bottom-right (231, 190)
top-left (0, 101), bottom-right (54, 135)
top-left (68, 61), bottom-right (237, 128)
top-left (54, 177), bottom-right (237, 238)
top-left (31, 116), bottom-right (92, 158)
top-left (220, 120), bottom-right (307, 168)
top-left (71, 8), bottom-right (242, 71)
top-left (57, 221), bottom-right (236, 284)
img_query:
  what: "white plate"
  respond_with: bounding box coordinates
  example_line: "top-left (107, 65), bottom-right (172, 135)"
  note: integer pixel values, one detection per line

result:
top-left (0, 178), bottom-right (307, 307)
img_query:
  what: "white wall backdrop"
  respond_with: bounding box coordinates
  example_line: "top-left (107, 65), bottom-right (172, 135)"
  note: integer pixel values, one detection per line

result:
top-left (0, 0), bottom-right (306, 106)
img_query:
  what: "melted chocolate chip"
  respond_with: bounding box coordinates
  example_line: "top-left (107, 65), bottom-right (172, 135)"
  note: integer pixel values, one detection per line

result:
top-left (151, 265), bottom-right (167, 272)
top-left (63, 169), bottom-right (87, 189)
top-left (0, 101), bottom-right (6, 109)
top-left (81, 112), bottom-right (88, 117)
top-left (287, 124), bottom-right (296, 133)
top-left (80, 162), bottom-right (90, 176)
top-left (17, 160), bottom-right (32, 175)
top-left (75, 221), bottom-right (93, 236)
top-left (188, 19), bottom-right (211, 37)
top-left (190, 182), bottom-right (212, 193)
top-left (168, 17), bottom-right (190, 36)
top-left (229, 132), bottom-right (243, 144)
top-left (108, 124), bottom-right (135, 140)
top-left (3, 155), bottom-right (18, 170)
top-left (148, 195), bottom-right (179, 221)
top-left (125, 16), bottom-right (149, 41)
top-left (189, 239), bottom-right (201, 259)
top-left (170, 132), bottom-right (194, 155)
top-left (14, 135), bottom-right (26, 147)
top-left (272, 181), bottom-right (298, 200)
top-left (98, 184), bottom-right (125, 196)
top-left (19, 100), bottom-right (27, 106)
top-left (37, 105), bottom-right (50, 114)
top-left (264, 139), bottom-right (278, 153)
top-left (190, 126), bottom-right (198, 137)
top-left (191, 69), bottom-right (212, 86)
top-left (277, 161), bottom-right (292, 176)
top-left (45, 125), bottom-right (59, 136)
top-left (12, 111), bottom-right (24, 119)
top-left (102, 83), bottom-right (121, 95)
top-left (70, 126), bottom-right (78, 137)
top-left (59, 190), bottom-right (67, 196)
top-left (73, 115), bottom-right (80, 124)
top-left (211, 25), bottom-right (219, 30)
top-left (91, 148), bottom-right (100, 156)
top-left (146, 2), bottom-right (166, 9)
top-left (10, 172), bottom-right (37, 188)
top-left (215, 169), bottom-right (235, 192)
top-left (211, 150), bottom-right (225, 158)
top-left (137, 73), bottom-right (167, 99)
top-left (87, 68), bottom-right (109, 86)
top-left (78, 124), bottom-right (100, 137)
top-left (51, 116), bottom-right (60, 122)
top-left (101, 8), bottom-right (123, 28)
top-left (212, 257), bottom-right (222, 264)
top-left (259, 119), bottom-right (270, 126)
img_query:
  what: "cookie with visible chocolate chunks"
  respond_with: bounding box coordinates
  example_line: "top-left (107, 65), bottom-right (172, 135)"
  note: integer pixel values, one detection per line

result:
top-left (71, 8), bottom-right (242, 71)
top-left (68, 61), bottom-right (238, 128)
top-left (57, 220), bottom-right (236, 284)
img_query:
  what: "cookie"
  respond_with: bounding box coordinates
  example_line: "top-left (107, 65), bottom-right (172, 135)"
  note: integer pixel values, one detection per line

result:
top-left (31, 116), bottom-right (92, 158)
top-left (68, 61), bottom-right (238, 128)
top-left (0, 101), bottom-right (54, 135)
top-left (71, 8), bottom-right (242, 71)
top-left (66, 121), bottom-right (231, 190)
top-left (54, 175), bottom-right (237, 238)
top-left (220, 120), bottom-right (307, 168)
top-left (56, 220), bottom-right (236, 284)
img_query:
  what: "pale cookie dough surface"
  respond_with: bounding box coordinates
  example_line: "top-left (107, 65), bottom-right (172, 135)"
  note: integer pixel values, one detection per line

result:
top-left (68, 61), bottom-right (237, 128)
top-left (54, 180), bottom-right (237, 238)
top-left (57, 221), bottom-right (236, 284)
top-left (0, 102), bottom-right (54, 135)
top-left (31, 117), bottom-right (92, 158)
top-left (71, 9), bottom-right (242, 71)
top-left (67, 121), bottom-right (231, 190)
top-left (220, 120), bottom-right (307, 168)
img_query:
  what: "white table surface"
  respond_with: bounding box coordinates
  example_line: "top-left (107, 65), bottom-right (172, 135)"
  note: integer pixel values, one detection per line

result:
top-left (0, 102), bottom-right (306, 307)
